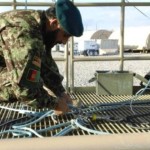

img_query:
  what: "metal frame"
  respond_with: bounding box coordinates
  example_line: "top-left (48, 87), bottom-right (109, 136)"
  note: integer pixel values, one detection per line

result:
top-left (1, 1), bottom-right (150, 6)
top-left (1, 0), bottom-right (150, 92)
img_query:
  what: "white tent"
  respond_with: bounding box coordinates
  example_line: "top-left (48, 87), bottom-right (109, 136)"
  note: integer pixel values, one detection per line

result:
top-left (74, 30), bottom-right (96, 42)
top-left (109, 26), bottom-right (150, 51)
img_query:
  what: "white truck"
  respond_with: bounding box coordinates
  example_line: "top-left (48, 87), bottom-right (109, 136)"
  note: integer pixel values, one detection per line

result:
top-left (73, 42), bottom-right (79, 55)
top-left (78, 40), bottom-right (99, 56)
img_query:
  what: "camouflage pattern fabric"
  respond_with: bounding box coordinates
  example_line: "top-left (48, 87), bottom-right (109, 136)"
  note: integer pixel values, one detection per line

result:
top-left (0, 9), bottom-right (65, 109)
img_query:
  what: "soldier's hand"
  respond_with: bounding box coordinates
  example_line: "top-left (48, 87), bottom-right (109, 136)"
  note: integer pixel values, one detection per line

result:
top-left (60, 92), bottom-right (73, 104)
top-left (60, 92), bottom-right (83, 107)
top-left (54, 97), bottom-right (70, 115)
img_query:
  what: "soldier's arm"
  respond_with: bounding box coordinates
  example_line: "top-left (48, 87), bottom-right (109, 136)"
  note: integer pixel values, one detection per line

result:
top-left (41, 54), bottom-right (66, 97)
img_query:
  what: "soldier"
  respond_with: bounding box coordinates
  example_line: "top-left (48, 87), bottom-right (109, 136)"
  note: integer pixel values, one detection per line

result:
top-left (0, 0), bottom-right (83, 115)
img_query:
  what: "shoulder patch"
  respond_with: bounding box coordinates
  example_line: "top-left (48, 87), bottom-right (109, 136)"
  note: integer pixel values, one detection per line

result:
top-left (27, 68), bottom-right (40, 82)
top-left (32, 56), bottom-right (41, 68)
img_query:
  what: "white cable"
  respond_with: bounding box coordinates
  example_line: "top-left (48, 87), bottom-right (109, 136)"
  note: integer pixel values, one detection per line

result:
top-left (20, 127), bottom-right (43, 138)
top-left (130, 79), bottom-right (150, 115)
top-left (0, 105), bottom-right (36, 114)
top-left (75, 119), bottom-right (110, 135)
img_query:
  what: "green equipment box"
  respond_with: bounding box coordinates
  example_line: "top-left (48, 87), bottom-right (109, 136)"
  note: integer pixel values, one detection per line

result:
top-left (95, 71), bottom-right (133, 95)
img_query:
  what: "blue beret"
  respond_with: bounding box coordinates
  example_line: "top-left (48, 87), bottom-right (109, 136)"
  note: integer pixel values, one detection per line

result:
top-left (56, 0), bottom-right (84, 37)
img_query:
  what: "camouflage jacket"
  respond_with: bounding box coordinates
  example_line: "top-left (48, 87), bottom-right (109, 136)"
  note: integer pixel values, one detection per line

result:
top-left (0, 9), bottom-right (65, 106)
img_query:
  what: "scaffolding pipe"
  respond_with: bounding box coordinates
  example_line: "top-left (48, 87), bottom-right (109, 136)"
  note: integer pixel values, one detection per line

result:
top-left (0, 2), bottom-right (150, 7)
top-left (25, 0), bottom-right (27, 9)
top-left (54, 55), bottom-right (150, 62)
top-left (64, 43), bottom-right (69, 92)
top-left (119, 0), bottom-right (125, 71)
top-left (70, 37), bottom-right (75, 92)
top-left (0, 133), bottom-right (150, 150)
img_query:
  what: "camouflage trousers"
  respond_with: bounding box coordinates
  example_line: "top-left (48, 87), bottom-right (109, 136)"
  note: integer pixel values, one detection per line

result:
top-left (0, 67), bottom-right (58, 109)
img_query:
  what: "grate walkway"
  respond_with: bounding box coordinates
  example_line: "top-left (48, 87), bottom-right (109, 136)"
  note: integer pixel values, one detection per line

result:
top-left (0, 92), bottom-right (150, 139)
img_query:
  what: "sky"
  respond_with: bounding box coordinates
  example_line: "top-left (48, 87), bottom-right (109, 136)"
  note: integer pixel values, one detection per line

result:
top-left (0, 0), bottom-right (150, 31)
top-left (79, 5), bottom-right (150, 31)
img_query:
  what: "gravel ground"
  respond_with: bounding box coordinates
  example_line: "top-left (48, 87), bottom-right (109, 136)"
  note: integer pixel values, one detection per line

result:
top-left (53, 51), bottom-right (150, 87)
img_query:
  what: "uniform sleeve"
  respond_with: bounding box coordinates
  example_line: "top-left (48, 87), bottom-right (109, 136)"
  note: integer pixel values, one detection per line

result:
top-left (41, 52), bottom-right (65, 97)
top-left (1, 23), bottom-right (43, 86)
top-left (0, 15), bottom-right (58, 108)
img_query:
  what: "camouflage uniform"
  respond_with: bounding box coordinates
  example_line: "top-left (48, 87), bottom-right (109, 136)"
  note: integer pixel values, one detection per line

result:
top-left (0, 9), bottom-right (65, 109)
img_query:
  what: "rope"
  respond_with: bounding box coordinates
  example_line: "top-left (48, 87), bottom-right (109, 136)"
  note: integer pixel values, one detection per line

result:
top-left (0, 80), bottom-right (150, 137)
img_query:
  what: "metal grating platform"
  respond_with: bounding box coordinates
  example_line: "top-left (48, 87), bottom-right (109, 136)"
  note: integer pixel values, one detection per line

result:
top-left (0, 92), bottom-right (150, 139)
